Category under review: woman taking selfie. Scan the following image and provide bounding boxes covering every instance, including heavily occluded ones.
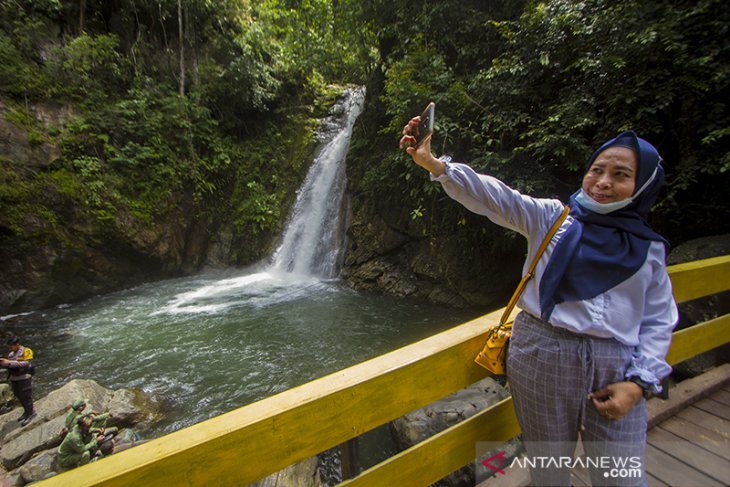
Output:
[400,118,677,486]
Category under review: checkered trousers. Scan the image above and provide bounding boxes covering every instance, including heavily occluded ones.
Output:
[507,311,648,487]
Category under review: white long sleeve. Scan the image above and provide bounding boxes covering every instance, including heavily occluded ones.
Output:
[432,162,678,385]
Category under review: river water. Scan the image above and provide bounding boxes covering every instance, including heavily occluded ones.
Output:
[1,88,481,470]
[16,269,476,437]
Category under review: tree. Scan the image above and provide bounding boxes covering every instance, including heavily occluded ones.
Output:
[178,0,184,96]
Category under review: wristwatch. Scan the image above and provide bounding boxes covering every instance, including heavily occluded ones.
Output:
[627,376,654,400]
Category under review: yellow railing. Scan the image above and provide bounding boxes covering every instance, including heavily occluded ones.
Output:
[38,255,730,487]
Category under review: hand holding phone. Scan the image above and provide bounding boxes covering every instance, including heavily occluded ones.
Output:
[400,102,435,150]
[414,102,434,148]
[399,102,445,176]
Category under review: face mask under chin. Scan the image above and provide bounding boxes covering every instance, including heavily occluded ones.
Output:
[576,166,659,215]
[575,190,632,214]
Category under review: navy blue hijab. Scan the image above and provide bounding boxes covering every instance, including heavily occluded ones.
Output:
[538,130,667,321]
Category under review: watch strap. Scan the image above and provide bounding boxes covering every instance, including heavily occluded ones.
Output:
[628,376,653,399]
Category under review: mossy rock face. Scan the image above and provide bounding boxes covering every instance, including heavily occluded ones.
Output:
[342,200,524,308]
[0,102,64,173]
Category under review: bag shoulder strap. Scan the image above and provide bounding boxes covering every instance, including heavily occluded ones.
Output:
[499,205,570,324]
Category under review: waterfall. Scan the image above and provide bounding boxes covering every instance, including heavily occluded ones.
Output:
[271,86,365,278]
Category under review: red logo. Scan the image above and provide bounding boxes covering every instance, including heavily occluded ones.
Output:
[482,451,507,475]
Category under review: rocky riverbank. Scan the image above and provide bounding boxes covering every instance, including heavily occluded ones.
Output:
[0,377,325,487]
[0,379,163,485]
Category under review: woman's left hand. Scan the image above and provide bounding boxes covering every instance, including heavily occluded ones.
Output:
[590,381,644,421]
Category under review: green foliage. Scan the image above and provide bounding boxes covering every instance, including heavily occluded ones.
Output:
[3,105,34,127]
[346,1,527,246]
[253,0,377,87]
[463,0,730,237]
[46,33,130,101]
[0,34,43,96]
[194,19,282,134]
[234,181,281,234]
[227,107,323,237]
[354,0,729,245]
[27,129,45,147]
[0,1,55,98]
[0,159,62,239]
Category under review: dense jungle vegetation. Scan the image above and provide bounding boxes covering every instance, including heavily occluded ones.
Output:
[1,0,728,311]
[349,0,729,246]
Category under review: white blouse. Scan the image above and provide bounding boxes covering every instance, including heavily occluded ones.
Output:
[432,161,678,388]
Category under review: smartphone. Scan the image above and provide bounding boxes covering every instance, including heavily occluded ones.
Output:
[414,102,435,148]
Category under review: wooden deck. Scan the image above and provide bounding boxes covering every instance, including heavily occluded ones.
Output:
[479,363,730,487]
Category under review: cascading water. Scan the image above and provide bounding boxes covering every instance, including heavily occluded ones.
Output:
[152,87,365,315]
[148,87,365,316]
[271,86,365,278]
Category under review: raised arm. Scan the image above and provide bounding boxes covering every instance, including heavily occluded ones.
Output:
[400,116,563,238]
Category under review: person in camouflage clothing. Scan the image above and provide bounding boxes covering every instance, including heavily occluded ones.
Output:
[57,415,105,468]
[62,399,113,436]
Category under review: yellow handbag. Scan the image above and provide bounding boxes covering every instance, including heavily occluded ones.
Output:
[474,206,570,375]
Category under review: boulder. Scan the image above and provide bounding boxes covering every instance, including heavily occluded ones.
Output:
[341,258,418,298]
[111,428,142,451]
[666,233,730,266]
[4,428,143,486]
[391,377,510,486]
[106,388,164,430]
[27,379,112,430]
[18,449,58,484]
[391,377,509,447]
[0,470,22,487]
[1,379,117,443]
[0,416,65,470]
[0,406,23,442]
[250,456,322,487]
[0,385,13,412]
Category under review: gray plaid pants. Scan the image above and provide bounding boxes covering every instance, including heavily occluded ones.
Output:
[507,312,647,487]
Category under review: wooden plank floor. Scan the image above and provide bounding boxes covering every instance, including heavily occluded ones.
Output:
[478,369,730,487]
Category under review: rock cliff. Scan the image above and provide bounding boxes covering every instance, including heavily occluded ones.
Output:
[342,201,525,308]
